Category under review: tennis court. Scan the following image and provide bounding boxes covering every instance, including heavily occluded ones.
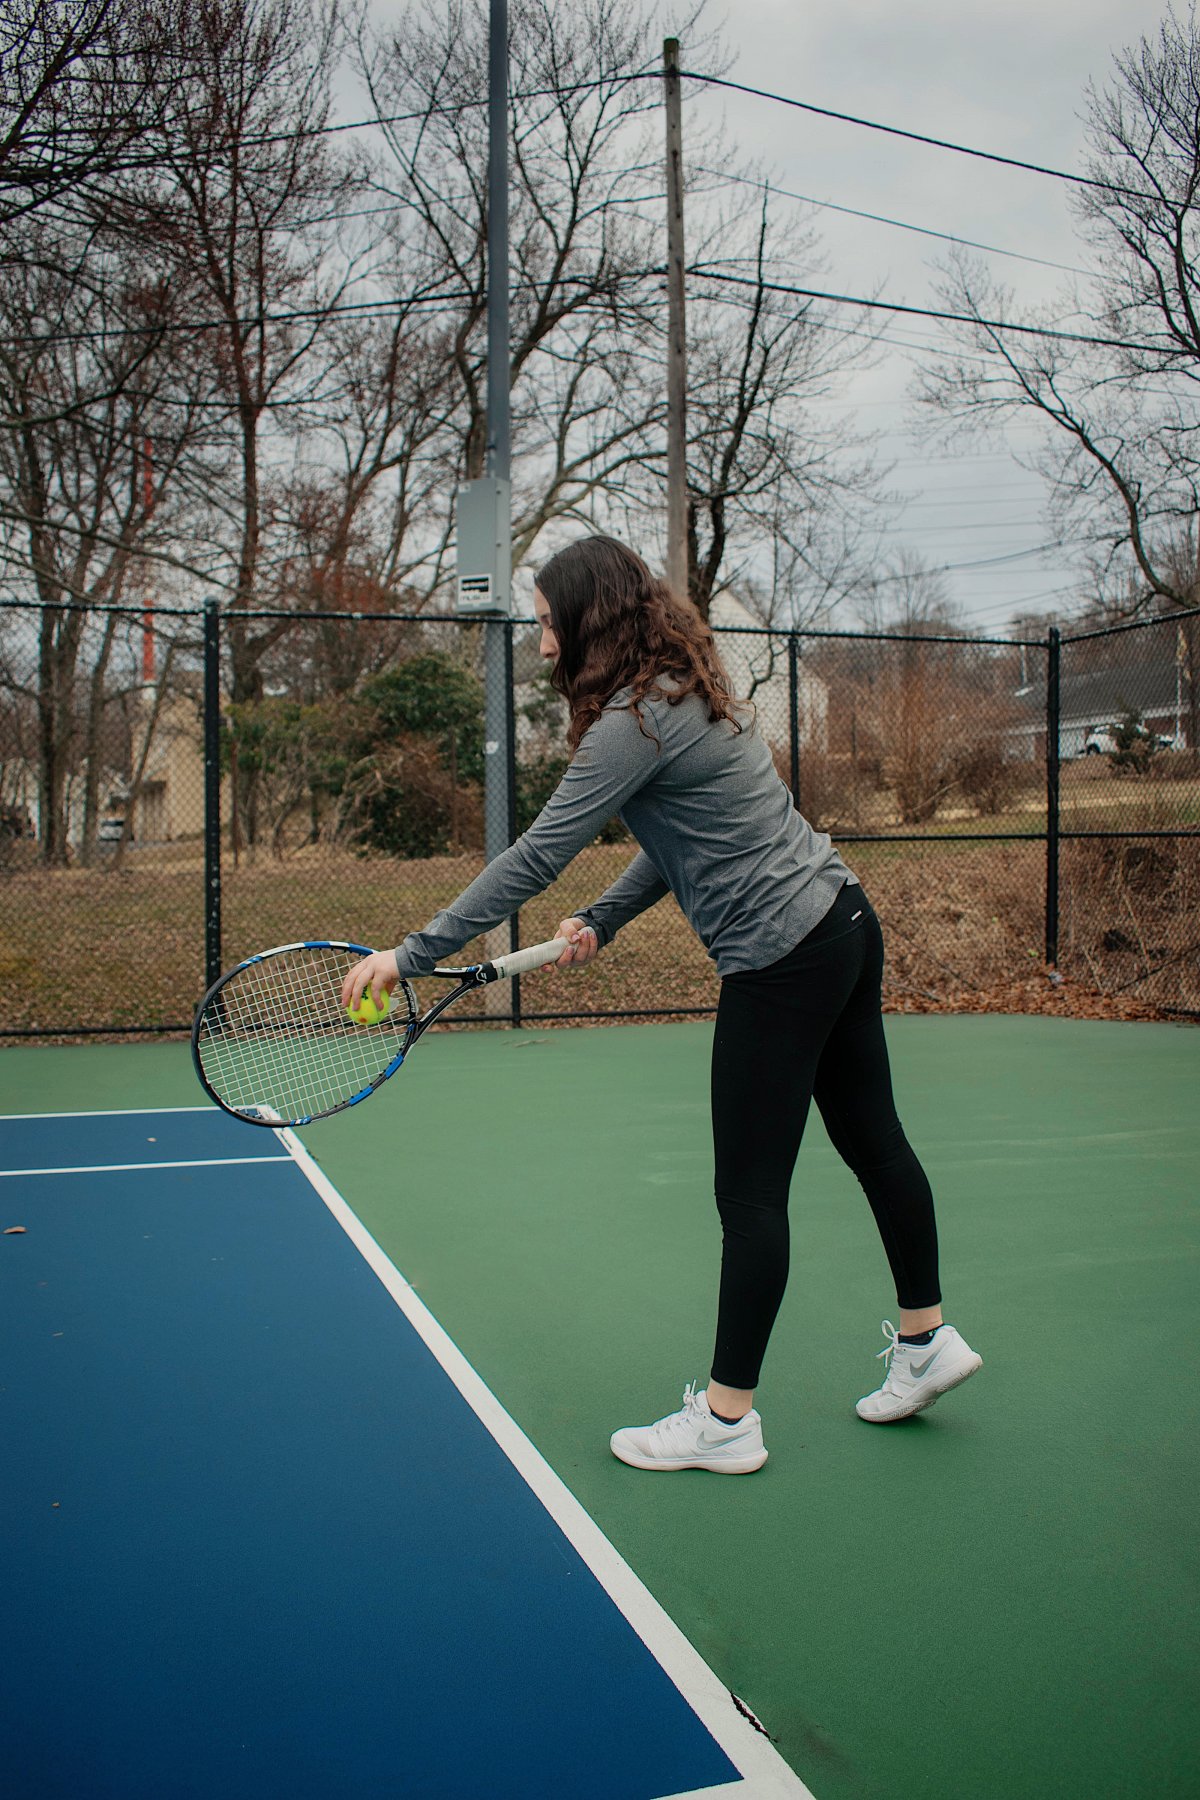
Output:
[4,1013,1198,1800]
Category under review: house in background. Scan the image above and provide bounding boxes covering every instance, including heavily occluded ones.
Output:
[708,593,828,754]
[119,689,207,842]
[12,686,208,851]
[1010,643,1193,760]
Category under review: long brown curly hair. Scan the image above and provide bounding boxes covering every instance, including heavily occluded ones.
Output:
[533,535,744,753]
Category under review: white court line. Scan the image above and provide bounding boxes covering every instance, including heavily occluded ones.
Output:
[2,1105,212,1120]
[1,1156,291,1179]
[278,1125,816,1800]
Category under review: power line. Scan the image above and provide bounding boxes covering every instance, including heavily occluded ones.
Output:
[241,70,661,148]
[0,265,661,350]
[679,71,1151,200]
[686,265,1173,356]
[943,539,1063,568]
[692,165,1092,276]
[214,65,1157,212]
[675,268,1144,384]
[961,586,1080,618]
[0,257,1166,411]
[861,541,1065,586]
[889,532,1057,545]
[898,490,1050,509]
[20,60,1159,225]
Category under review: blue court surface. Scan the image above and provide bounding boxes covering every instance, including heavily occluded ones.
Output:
[3,1106,808,1799]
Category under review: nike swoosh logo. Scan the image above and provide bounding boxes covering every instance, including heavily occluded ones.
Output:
[700,1427,747,1448]
[908,1352,939,1379]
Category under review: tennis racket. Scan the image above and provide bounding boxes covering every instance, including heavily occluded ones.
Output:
[191,935,568,1128]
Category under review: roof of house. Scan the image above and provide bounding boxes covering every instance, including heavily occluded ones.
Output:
[1015,656,1184,724]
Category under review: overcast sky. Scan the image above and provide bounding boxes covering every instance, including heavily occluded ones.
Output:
[687,0,1151,630]
[361,0,1156,630]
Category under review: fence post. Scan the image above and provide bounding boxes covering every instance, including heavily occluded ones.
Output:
[203,599,223,989]
[788,634,801,809]
[505,619,522,1027]
[1045,627,1061,968]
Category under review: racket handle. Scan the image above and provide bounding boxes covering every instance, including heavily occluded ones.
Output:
[485,936,570,980]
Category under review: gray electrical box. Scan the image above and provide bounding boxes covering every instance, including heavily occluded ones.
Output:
[455,477,512,614]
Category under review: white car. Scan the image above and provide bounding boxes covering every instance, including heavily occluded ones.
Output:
[1083,723,1176,756]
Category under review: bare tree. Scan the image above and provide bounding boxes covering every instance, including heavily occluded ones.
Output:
[128,0,360,707]
[262,292,465,685]
[679,190,881,622]
[0,230,211,862]
[342,1,881,626]
[0,0,168,228]
[920,7,1199,623]
[358,0,708,573]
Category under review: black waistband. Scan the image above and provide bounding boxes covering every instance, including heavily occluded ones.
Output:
[803,879,869,945]
[736,882,871,979]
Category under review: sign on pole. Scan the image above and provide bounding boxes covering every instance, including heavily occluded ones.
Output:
[456,476,512,615]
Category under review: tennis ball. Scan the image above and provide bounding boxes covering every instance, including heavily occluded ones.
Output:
[348,987,391,1026]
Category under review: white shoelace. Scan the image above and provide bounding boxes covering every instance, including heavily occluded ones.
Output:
[875,1319,945,1394]
[649,1380,707,1453]
[875,1319,905,1393]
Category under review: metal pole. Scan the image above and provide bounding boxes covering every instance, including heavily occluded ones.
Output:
[486,0,511,489]
[482,0,514,1018]
[203,599,223,988]
[504,619,521,1024]
[484,0,511,870]
[788,634,801,809]
[663,37,688,599]
[1045,626,1061,968]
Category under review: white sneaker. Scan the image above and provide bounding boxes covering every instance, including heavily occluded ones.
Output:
[856,1321,983,1423]
[610,1382,768,1473]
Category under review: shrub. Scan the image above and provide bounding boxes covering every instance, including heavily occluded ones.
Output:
[329,653,487,858]
[350,733,483,859]
[359,655,484,784]
[950,741,1024,816]
[1108,709,1164,776]
[771,747,864,831]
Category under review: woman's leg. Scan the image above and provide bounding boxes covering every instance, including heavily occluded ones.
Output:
[811,908,942,1313]
[709,914,865,1401]
[810,907,986,1422]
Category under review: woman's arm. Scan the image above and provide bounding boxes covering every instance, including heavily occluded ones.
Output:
[390,704,663,977]
[573,849,670,949]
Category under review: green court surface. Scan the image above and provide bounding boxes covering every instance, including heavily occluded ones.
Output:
[5,1015,1198,1800]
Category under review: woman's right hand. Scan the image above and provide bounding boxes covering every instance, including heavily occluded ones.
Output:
[341,950,401,1013]
[549,917,600,969]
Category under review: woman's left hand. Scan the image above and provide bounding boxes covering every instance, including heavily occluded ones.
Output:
[546,917,600,970]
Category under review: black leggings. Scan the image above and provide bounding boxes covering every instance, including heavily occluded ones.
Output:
[710,882,941,1389]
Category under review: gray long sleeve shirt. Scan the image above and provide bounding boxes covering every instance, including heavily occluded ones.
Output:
[391,687,857,980]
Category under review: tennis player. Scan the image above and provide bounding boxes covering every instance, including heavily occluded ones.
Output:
[344,535,981,1472]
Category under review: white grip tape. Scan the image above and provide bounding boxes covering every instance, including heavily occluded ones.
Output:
[489,937,570,979]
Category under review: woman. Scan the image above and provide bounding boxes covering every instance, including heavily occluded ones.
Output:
[344,535,981,1473]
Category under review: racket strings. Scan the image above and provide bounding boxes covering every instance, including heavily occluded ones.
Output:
[197,947,412,1123]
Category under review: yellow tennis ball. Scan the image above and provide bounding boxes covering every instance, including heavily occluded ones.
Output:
[348,987,391,1026]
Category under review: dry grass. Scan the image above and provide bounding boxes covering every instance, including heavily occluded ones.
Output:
[2,829,1195,1038]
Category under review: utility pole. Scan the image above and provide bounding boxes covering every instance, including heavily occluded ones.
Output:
[483,0,512,871]
[456,1,514,855]
[439,0,518,1014]
[453,0,515,1009]
[142,436,155,683]
[663,37,688,601]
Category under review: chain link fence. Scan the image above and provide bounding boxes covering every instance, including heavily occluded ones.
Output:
[1055,611,1200,1016]
[1,598,1197,1039]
